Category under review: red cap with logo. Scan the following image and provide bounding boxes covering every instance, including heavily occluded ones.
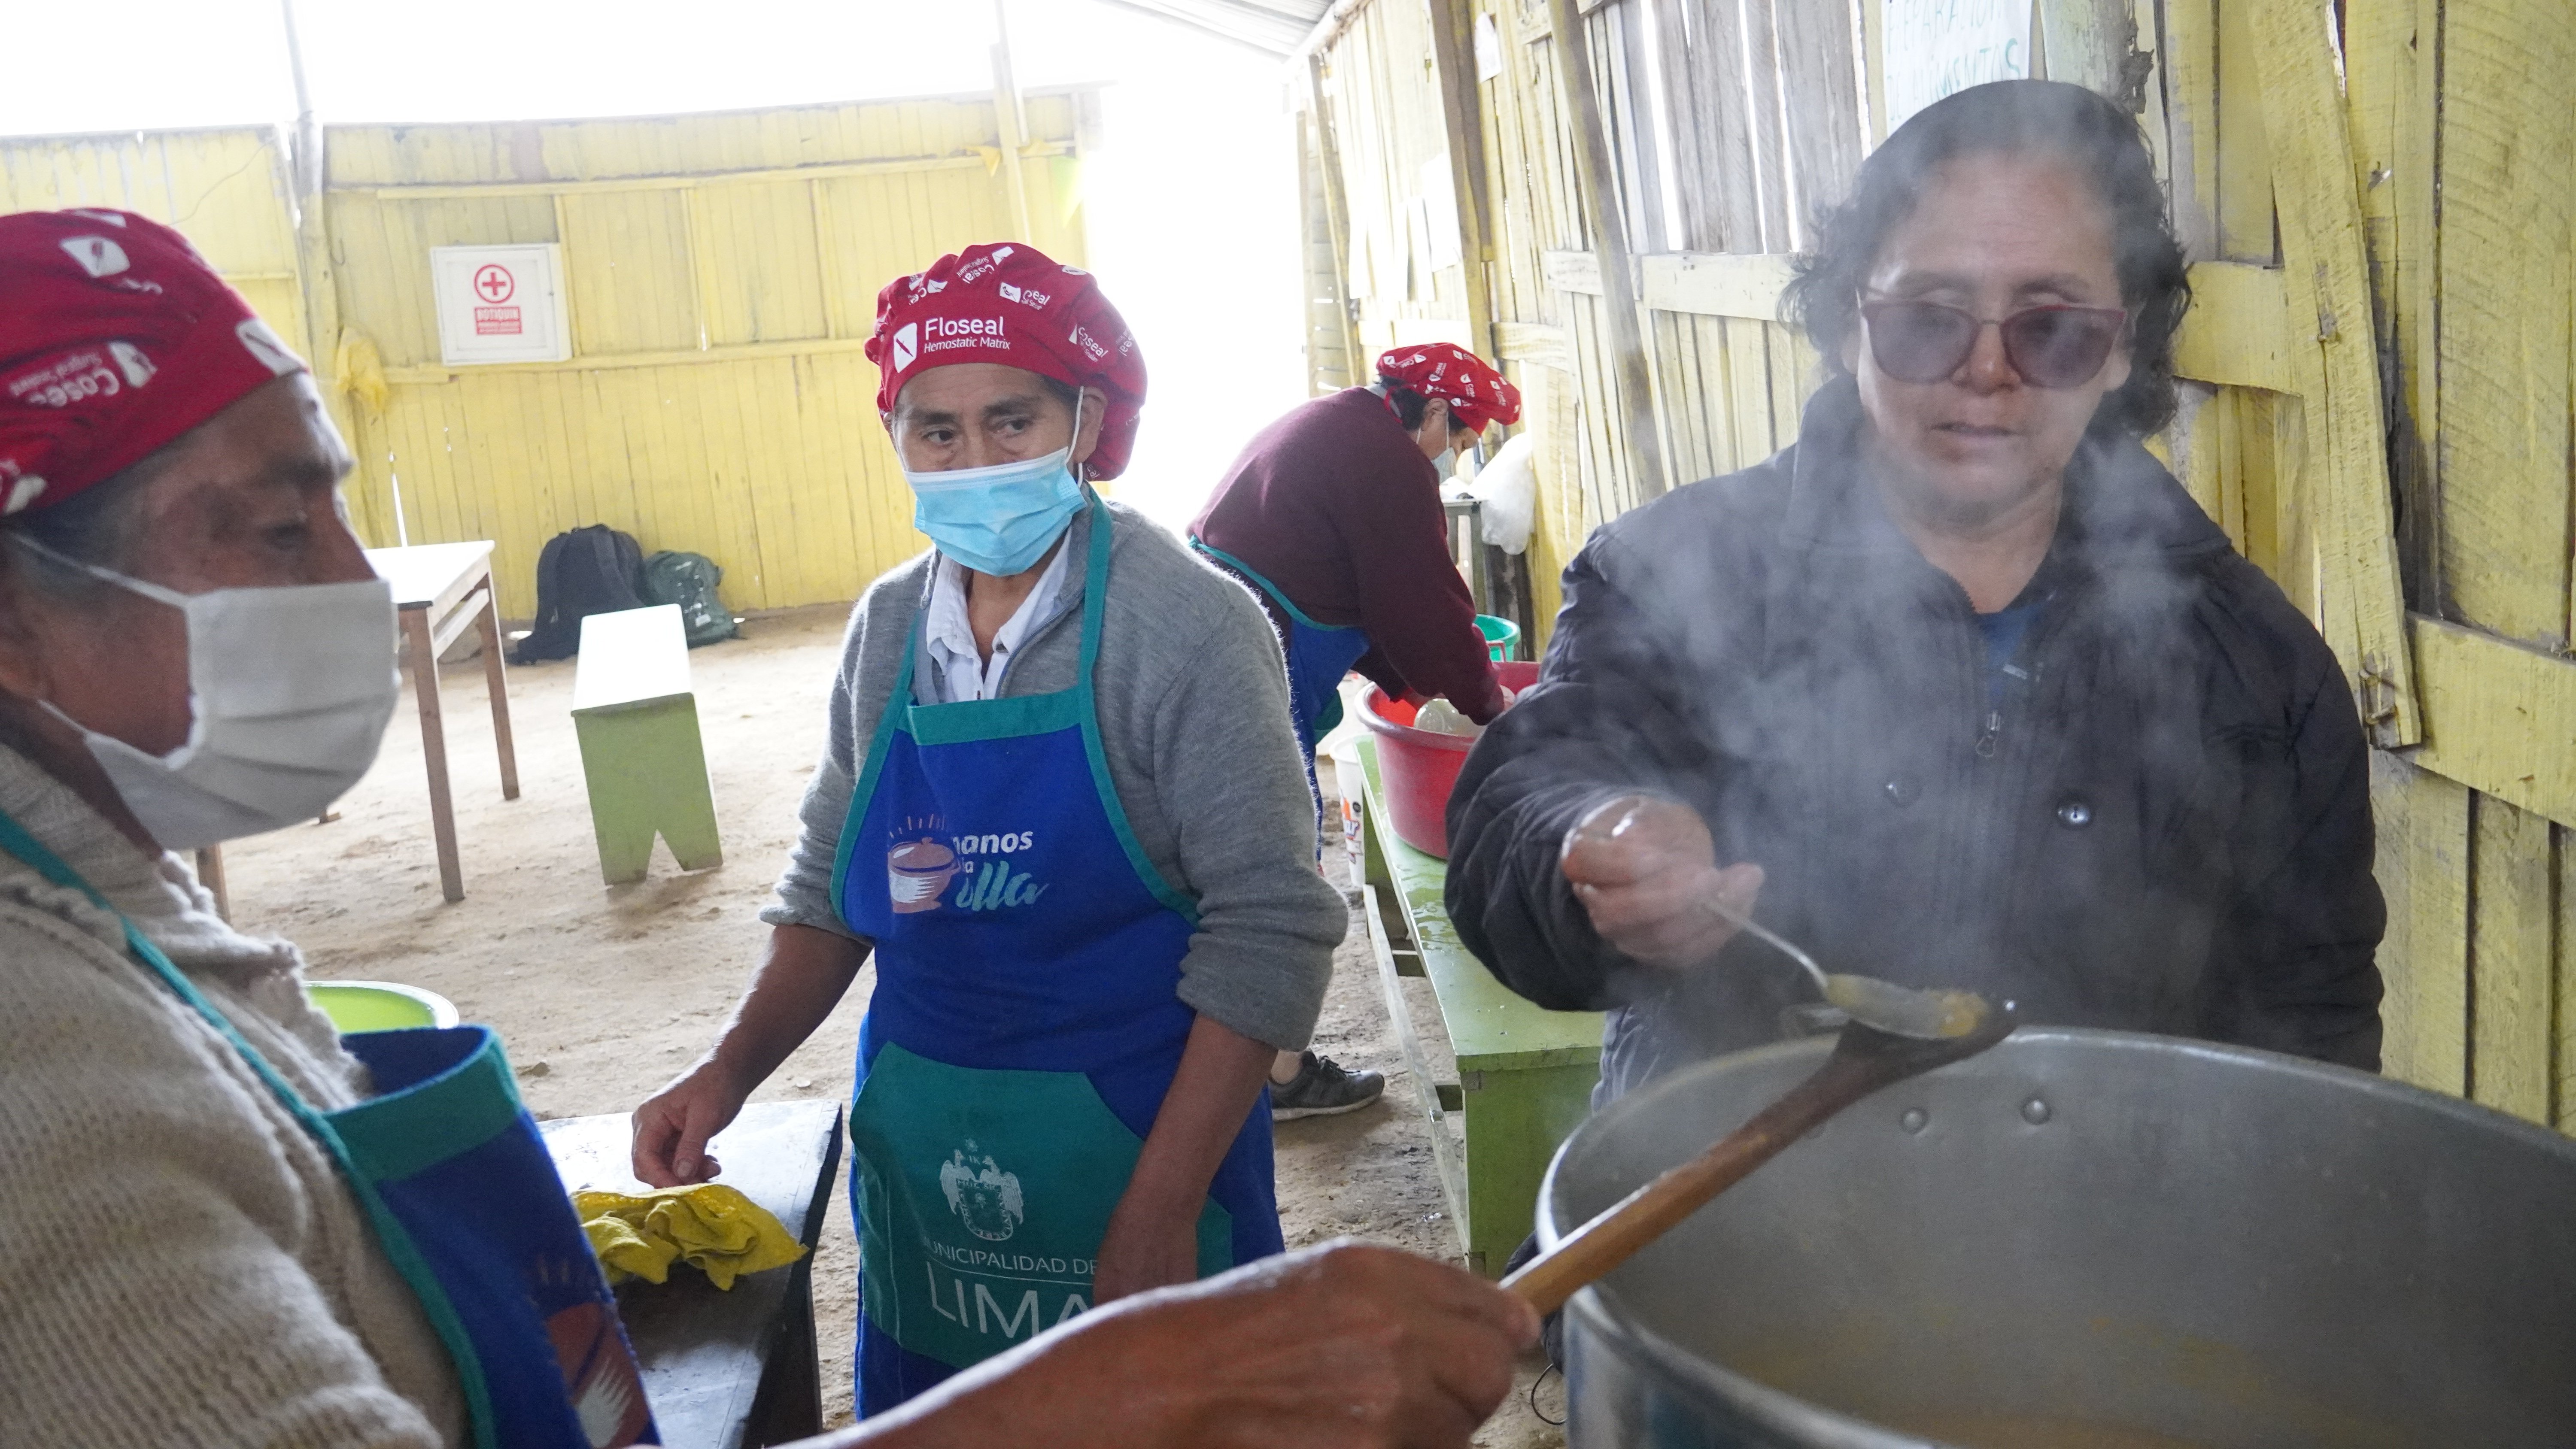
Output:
[0,208,306,517]
[865,242,1148,481]
[1374,343,1522,433]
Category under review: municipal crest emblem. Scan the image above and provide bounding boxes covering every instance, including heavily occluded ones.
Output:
[938,1143,1025,1242]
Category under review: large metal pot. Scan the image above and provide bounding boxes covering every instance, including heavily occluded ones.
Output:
[1538,1029,2576,1448]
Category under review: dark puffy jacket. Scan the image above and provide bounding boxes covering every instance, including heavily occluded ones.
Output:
[1444,379,2382,1102]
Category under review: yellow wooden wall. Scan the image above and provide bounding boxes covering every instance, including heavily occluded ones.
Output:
[1307,0,2576,1131]
[3,97,1097,622]
[322,92,1098,620]
[0,127,313,392]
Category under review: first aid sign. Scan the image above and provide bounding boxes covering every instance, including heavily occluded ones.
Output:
[431,244,570,366]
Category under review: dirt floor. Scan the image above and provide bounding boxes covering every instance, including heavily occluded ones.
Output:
[217,601,1566,1446]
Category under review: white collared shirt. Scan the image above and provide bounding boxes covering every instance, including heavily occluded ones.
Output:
[922,540,1074,703]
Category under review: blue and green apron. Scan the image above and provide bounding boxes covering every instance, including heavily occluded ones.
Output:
[837,497,1283,1413]
[0,811,654,1449]
[1190,539,1372,792]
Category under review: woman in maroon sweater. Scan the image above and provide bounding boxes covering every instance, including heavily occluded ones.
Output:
[1191,344,1515,1118]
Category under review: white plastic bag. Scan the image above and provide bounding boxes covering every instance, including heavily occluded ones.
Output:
[1462,432,1537,555]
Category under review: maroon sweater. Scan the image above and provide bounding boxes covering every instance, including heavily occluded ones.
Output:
[1192,387,1506,722]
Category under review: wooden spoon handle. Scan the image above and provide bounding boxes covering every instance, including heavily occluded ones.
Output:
[1501,1050,1891,1316]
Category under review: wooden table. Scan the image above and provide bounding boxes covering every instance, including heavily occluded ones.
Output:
[1355,737,1603,1275]
[365,543,519,903]
[542,1100,844,1449]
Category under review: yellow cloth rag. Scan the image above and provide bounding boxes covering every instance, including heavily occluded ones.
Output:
[574,1184,806,1291]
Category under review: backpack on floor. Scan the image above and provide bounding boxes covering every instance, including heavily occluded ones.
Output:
[510,524,648,664]
[641,549,740,648]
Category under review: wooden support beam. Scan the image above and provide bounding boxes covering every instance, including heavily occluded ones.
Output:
[2246,0,2420,747]
[1543,0,1665,498]
[1638,253,1797,322]
[1493,321,1572,373]
[2405,615,2576,833]
[2430,0,2574,648]
[1304,55,1367,388]
[1427,0,1496,360]
[990,1,1036,244]
[2170,262,2290,392]
[342,148,1072,201]
[2371,749,2470,1096]
[2341,0,2445,614]
[2468,794,2558,1123]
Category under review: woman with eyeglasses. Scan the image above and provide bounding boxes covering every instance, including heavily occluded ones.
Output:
[1443,79,2383,1119]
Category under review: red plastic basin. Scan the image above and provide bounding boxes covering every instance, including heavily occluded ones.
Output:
[1356,661,1541,859]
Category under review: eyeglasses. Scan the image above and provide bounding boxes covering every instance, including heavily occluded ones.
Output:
[1858,298,2129,388]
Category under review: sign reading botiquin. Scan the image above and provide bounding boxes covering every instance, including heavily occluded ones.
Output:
[430,244,571,366]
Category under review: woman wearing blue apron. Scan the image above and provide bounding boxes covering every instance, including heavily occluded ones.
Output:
[1189,342,1522,1118]
[0,207,652,1447]
[628,242,1347,1416]
[838,492,1282,1405]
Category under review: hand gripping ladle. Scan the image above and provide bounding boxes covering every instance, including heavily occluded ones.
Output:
[1501,899,2014,1316]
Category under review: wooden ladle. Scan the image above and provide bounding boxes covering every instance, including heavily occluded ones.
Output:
[1502,1006,2017,1315]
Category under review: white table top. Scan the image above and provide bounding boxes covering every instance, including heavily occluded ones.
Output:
[365,541,495,611]
[572,605,693,712]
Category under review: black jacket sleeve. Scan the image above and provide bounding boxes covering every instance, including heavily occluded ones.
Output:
[2207,645,2387,1070]
[1442,534,1725,1011]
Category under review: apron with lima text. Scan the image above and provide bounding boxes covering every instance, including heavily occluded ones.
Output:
[837,497,1283,1413]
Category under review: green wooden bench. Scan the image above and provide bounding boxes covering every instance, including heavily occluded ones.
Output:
[572,605,723,884]
[1354,737,1603,1275]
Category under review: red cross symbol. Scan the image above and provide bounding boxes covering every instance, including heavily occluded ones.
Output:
[473,264,516,304]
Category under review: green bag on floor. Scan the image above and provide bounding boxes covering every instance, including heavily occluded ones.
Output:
[641,550,740,647]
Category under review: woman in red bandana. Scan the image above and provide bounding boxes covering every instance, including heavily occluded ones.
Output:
[632,243,1351,1415]
[1189,343,1516,1116]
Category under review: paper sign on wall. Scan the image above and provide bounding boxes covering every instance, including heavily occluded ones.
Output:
[430,244,571,366]
[1879,0,2032,133]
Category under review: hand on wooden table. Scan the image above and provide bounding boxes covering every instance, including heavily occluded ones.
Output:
[630,1058,754,1186]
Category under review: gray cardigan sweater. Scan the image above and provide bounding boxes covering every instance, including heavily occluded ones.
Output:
[762,498,1346,1051]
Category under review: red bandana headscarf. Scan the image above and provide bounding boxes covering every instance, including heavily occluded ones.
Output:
[1375,343,1522,433]
[0,208,306,517]
[866,242,1148,481]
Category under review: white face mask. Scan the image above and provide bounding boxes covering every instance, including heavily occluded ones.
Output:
[15,537,398,850]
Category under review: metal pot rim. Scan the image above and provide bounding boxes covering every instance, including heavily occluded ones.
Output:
[1535,1026,2576,1446]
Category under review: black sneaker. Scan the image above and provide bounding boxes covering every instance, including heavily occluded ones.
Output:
[1270,1051,1386,1119]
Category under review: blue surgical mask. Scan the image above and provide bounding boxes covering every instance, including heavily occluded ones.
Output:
[904,445,1086,576]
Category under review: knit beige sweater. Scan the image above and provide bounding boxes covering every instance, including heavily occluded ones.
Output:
[0,746,464,1447]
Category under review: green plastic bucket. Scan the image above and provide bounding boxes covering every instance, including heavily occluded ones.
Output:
[309,980,460,1033]
[1475,613,1522,662]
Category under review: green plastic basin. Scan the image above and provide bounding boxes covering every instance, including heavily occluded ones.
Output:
[1475,613,1522,662]
[309,981,459,1033]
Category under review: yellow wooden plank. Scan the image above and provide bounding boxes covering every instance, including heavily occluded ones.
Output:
[1762,322,1801,453]
[1637,251,1795,321]
[2158,0,2221,257]
[2406,615,2576,833]
[2233,388,2283,588]
[1722,316,1774,468]
[2431,0,2576,649]
[2171,263,2288,391]
[2172,384,2228,538]
[1493,321,1572,371]
[2247,0,2420,748]
[2340,0,2445,620]
[2211,0,2274,264]
[2469,794,2557,1124]
[2372,749,2471,1095]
